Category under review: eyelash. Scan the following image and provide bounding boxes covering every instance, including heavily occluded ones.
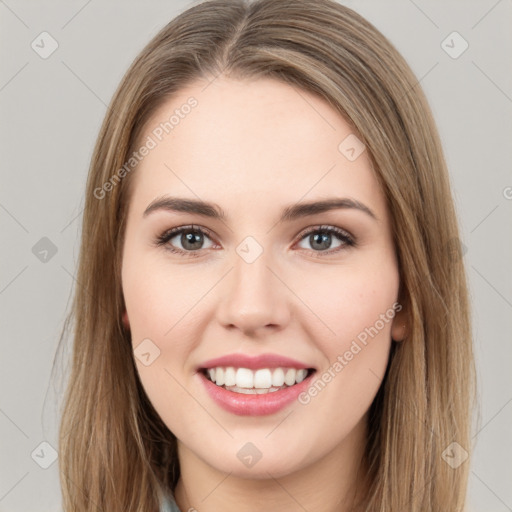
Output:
[154,224,356,259]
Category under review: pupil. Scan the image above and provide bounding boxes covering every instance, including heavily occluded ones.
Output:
[311,232,331,250]
[182,230,202,250]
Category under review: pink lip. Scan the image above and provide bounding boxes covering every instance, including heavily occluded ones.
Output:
[197,370,316,416]
[197,353,314,371]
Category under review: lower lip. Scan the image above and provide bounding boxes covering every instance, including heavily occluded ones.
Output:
[198,370,316,416]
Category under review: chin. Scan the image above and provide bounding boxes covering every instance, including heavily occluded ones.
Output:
[195,438,313,480]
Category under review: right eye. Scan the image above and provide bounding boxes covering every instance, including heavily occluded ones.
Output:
[155,225,217,257]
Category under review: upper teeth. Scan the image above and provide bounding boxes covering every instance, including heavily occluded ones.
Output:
[206,367,309,389]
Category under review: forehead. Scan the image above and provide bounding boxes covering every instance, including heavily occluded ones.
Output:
[128,77,388,224]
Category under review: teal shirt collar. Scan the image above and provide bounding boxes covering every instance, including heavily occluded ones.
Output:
[160,492,182,512]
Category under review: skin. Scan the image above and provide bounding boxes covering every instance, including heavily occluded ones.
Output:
[121,76,407,512]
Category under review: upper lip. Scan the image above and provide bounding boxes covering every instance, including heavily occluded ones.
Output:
[197,353,315,371]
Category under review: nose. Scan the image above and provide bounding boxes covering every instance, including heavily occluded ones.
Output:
[216,248,291,336]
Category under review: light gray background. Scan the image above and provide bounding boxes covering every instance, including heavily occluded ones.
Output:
[1,1,511,510]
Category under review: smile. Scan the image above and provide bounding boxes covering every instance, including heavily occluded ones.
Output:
[198,366,317,416]
[202,366,314,394]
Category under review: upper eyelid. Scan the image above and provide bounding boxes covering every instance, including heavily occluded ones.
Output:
[299,224,353,238]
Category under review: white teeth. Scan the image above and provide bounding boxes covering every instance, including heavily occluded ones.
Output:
[253,369,272,388]
[224,385,285,394]
[284,368,296,386]
[204,366,311,390]
[236,368,254,388]
[272,368,285,387]
[224,367,236,386]
[295,369,308,383]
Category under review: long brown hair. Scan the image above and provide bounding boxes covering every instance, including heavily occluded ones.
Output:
[56,0,476,510]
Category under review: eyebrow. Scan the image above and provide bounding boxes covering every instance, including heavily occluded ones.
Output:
[143,195,378,223]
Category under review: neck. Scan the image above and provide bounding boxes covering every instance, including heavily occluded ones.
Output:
[173,415,370,512]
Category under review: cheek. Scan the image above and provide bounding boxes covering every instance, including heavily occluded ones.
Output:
[122,255,207,424]
[294,254,399,421]
[122,253,207,342]
[298,256,400,348]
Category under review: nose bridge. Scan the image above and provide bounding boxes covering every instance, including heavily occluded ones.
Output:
[216,243,290,334]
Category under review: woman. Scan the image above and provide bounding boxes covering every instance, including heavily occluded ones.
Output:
[57,0,476,510]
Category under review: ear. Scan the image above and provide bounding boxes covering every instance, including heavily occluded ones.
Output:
[122,310,130,329]
[390,298,409,343]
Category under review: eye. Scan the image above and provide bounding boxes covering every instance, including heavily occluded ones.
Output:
[295,225,355,256]
[154,225,216,257]
[154,224,356,258]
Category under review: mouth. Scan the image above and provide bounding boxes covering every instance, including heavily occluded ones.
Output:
[199,366,317,395]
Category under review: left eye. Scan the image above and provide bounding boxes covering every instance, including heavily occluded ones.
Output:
[155,224,355,257]
[295,225,355,255]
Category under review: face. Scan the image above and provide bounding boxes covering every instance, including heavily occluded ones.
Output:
[121,77,406,480]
